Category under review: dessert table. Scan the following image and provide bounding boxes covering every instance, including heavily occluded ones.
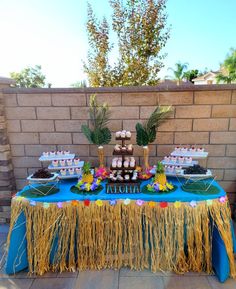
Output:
[5,177,236,283]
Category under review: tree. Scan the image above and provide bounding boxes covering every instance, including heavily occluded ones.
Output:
[168,62,188,84]
[216,48,236,84]
[10,65,47,88]
[71,80,87,88]
[183,69,199,83]
[84,0,170,87]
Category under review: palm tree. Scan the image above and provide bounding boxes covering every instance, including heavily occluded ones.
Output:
[168,62,188,85]
[216,48,236,84]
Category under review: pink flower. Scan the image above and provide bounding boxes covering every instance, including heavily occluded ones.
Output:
[190,200,197,208]
[136,199,145,206]
[219,196,226,203]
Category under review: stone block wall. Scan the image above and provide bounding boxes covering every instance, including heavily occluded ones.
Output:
[1,84,236,222]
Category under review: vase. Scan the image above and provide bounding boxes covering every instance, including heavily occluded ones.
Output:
[98,146,105,168]
[143,146,149,169]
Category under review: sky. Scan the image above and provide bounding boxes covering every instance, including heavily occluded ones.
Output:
[0,0,235,87]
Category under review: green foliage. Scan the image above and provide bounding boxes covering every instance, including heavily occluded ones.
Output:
[183,69,199,83]
[71,80,87,87]
[84,0,170,87]
[156,161,164,174]
[216,48,236,84]
[81,95,112,145]
[136,106,173,146]
[10,65,47,88]
[168,62,188,82]
[82,162,91,174]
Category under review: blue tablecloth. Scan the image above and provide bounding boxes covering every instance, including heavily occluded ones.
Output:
[5,177,236,282]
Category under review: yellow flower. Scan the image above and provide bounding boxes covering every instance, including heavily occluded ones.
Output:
[174,201,181,208]
[159,184,164,191]
[148,201,156,208]
[96,179,101,185]
[85,183,91,191]
[166,183,173,190]
[95,199,103,206]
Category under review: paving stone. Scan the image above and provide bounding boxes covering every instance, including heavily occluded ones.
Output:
[119,276,164,289]
[207,276,236,289]
[75,270,118,289]
[120,268,174,277]
[0,278,33,288]
[57,271,78,278]
[163,275,211,289]
[30,277,75,289]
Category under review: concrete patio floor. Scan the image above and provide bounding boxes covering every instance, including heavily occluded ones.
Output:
[1,224,236,289]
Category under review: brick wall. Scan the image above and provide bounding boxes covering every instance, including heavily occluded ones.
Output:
[1,84,236,221]
[0,79,15,223]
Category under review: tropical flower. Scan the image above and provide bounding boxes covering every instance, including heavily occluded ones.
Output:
[30,200,36,206]
[160,202,168,208]
[148,201,156,207]
[154,183,160,191]
[84,199,90,206]
[95,199,103,206]
[136,199,145,206]
[206,199,213,206]
[57,202,63,208]
[124,198,131,205]
[43,202,50,209]
[174,201,181,208]
[190,200,197,208]
[219,196,226,203]
[71,200,79,206]
[109,200,117,206]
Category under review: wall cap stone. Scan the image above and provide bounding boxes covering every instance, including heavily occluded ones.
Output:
[2,84,236,94]
[0,76,15,85]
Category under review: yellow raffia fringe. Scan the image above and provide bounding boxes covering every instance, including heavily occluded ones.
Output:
[6,198,236,277]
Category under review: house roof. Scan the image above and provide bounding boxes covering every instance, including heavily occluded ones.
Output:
[192,71,219,82]
[0,76,15,84]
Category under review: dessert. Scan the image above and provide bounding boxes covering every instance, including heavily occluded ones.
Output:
[116,131,121,138]
[175,166,182,174]
[181,147,188,152]
[171,156,177,163]
[43,152,49,157]
[67,159,73,166]
[74,158,80,165]
[175,146,181,151]
[60,169,67,176]
[197,147,205,152]
[57,151,63,156]
[60,159,65,166]
[184,165,207,175]
[52,160,58,167]
[50,151,56,157]
[120,131,126,138]
[64,150,70,155]
[126,131,131,138]
[185,157,192,164]
[69,168,74,175]
[76,168,81,175]
[32,169,53,179]
[164,156,170,162]
[178,156,184,164]
[189,146,196,152]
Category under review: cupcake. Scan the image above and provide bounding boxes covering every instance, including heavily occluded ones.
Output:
[124,174,130,180]
[64,150,70,155]
[43,151,49,157]
[60,159,65,166]
[164,156,170,162]
[130,160,135,168]
[197,147,205,152]
[116,131,121,138]
[126,131,131,138]
[69,168,74,175]
[127,144,133,152]
[185,157,192,164]
[112,160,117,168]
[52,160,58,167]
[189,146,196,152]
[67,159,73,166]
[75,168,81,175]
[60,169,67,176]
[74,158,80,165]
[178,156,184,164]
[121,146,127,152]
[57,150,63,156]
[120,130,126,138]
[117,175,124,181]
[124,160,129,168]
[114,144,121,152]
[168,165,174,173]
[117,160,122,168]
[181,147,188,152]
[171,156,177,163]
[175,166,182,174]
[175,146,181,151]
[50,151,56,157]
